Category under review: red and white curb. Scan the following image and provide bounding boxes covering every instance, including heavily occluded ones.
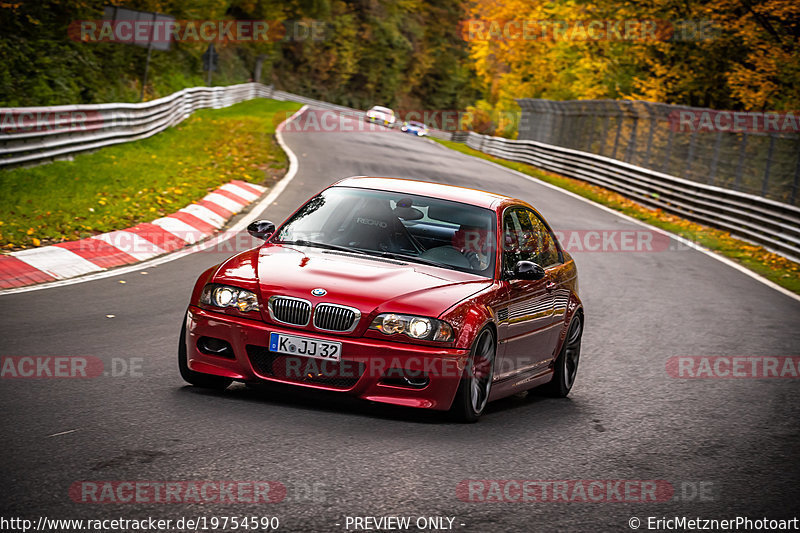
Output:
[0,180,265,289]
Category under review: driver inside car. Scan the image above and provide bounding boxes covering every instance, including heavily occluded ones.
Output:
[452,225,493,271]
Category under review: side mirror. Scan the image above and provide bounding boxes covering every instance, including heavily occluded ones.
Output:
[510,260,546,281]
[247,220,275,240]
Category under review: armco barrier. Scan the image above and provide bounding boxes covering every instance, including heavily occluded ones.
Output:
[0,83,273,168]
[459,131,800,261]
[2,85,797,261]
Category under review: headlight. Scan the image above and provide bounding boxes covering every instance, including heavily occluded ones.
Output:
[200,284,260,313]
[369,313,454,342]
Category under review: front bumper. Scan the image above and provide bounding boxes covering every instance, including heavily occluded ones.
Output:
[366,116,393,126]
[186,307,469,410]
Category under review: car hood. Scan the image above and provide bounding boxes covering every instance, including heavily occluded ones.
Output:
[251,244,491,319]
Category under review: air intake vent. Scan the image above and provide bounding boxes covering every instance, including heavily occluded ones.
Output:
[268,296,311,326]
[246,345,364,389]
[313,304,360,332]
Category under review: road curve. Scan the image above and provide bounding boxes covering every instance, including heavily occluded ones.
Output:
[1,107,799,532]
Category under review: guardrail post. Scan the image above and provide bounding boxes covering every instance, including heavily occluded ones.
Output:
[554,103,565,146]
[684,128,698,180]
[791,139,800,205]
[625,103,638,164]
[599,112,610,156]
[643,102,656,167]
[585,111,597,153]
[708,130,722,185]
[661,127,674,174]
[734,133,748,190]
[761,134,776,197]
[611,102,623,160]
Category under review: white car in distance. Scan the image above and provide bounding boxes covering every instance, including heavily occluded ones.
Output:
[365,106,397,127]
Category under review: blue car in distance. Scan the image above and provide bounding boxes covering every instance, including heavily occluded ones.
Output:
[400,120,429,136]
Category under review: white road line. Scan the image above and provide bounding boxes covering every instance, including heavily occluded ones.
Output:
[47,429,78,437]
[203,192,246,213]
[180,204,227,228]
[151,217,207,243]
[92,231,165,261]
[464,148,800,303]
[11,246,104,279]
[0,105,309,295]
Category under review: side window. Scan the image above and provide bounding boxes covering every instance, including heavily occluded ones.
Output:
[503,208,561,272]
[502,208,536,272]
[523,209,560,267]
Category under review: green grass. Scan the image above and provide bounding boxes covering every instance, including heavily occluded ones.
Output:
[434,138,800,295]
[0,99,302,250]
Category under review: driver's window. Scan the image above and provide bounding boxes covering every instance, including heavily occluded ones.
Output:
[525,209,560,267]
[502,208,536,272]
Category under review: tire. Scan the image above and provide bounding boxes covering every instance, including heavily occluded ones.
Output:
[178,312,232,390]
[540,314,582,397]
[450,327,496,423]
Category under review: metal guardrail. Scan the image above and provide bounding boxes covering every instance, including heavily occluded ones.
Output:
[517,98,800,206]
[459,131,800,261]
[3,84,797,260]
[0,84,450,168]
[0,83,273,168]
[271,90,363,117]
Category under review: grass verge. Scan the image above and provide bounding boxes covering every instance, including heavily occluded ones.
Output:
[433,138,800,295]
[0,99,302,250]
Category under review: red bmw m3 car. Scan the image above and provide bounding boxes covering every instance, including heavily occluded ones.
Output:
[180,177,583,421]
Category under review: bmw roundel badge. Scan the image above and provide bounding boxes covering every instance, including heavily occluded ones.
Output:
[311,288,327,297]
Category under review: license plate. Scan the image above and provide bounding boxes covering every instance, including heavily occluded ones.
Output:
[269,332,341,361]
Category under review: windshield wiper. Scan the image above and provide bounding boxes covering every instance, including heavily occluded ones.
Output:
[373,251,450,269]
[282,240,452,270]
[280,239,365,255]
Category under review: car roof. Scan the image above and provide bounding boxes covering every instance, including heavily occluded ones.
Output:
[332,176,518,210]
[370,106,392,113]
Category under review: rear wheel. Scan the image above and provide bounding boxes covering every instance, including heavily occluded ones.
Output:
[178,313,232,390]
[451,327,496,423]
[540,314,582,397]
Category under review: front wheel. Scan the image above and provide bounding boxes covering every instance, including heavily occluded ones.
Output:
[450,327,496,423]
[178,312,232,390]
[540,314,582,397]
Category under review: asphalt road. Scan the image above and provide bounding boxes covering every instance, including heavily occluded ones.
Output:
[1,108,799,532]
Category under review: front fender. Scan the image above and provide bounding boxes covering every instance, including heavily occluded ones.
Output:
[441,300,497,351]
[190,264,220,306]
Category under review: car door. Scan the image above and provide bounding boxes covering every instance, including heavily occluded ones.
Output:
[495,207,563,380]
[528,209,571,332]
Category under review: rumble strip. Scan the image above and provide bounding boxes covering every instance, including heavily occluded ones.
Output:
[0,180,265,289]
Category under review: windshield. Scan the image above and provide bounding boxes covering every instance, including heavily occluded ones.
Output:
[274,187,497,277]
[371,106,392,115]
